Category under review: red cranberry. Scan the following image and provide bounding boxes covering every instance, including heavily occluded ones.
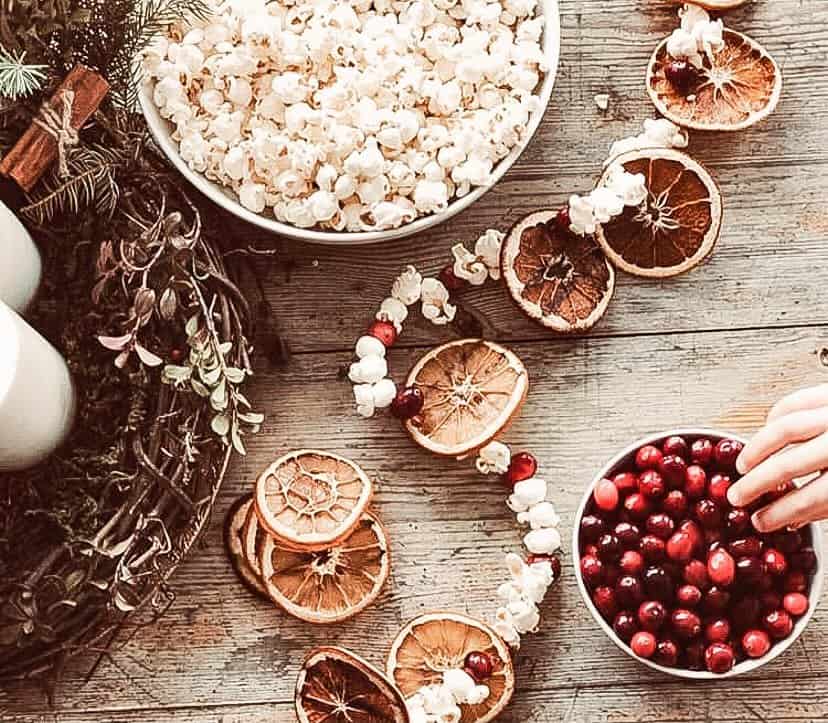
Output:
[760,591,783,613]
[784,570,808,593]
[729,537,763,559]
[705,529,725,550]
[613,471,639,493]
[695,499,723,529]
[730,596,761,629]
[705,642,735,674]
[736,557,766,586]
[662,435,689,460]
[169,348,185,362]
[663,490,689,519]
[708,548,736,587]
[631,631,657,658]
[783,592,809,617]
[367,319,398,347]
[640,535,666,562]
[660,455,688,488]
[684,559,709,589]
[654,638,680,667]
[664,59,698,93]
[584,544,599,557]
[678,520,703,551]
[613,611,639,642]
[580,515,606,544]
[773,529,803,554]
[791,547,818,573]
[684,465,707,499]
[671,609,702,640]
[603,563,622,588]
[714,439,744,472]
[639,470,666,500]
[506,452,537,484]
[763,610,793,639]
[616,575,645,608]
[555,205,571,232]
[638,600,668,632]
[666,531,694,563]
[390,386,424,420]
[691,438,714,466]
[438,264,467,292]
[705,618,731,644]
[742,629,771,658]
[686,640,706,670]
[646,513,675,540]
[703,586,731,612]
[636,445,664,471]
[463,651,494,682]
[614,522,641,547]
[593,586,619,619]
[643,566,673,602]
[707,475,731,506]
[677,584,702,607]
[527,554,562,581]
[624,492,651,521]
[762,548,788,577]
[597,533,622,562]
[620,550,645,576]
[594,478,619,511]
[580,555,604,588]
[726,508,750,535]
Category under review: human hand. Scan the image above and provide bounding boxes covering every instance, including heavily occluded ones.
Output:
[728,384,828,532]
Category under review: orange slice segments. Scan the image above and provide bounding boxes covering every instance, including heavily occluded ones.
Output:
[501,210,615,332]
[595,148,723,278]
[403,339,528,459]
[387,613,515,723]
[255,450,373,551]
[223,495,268,599]
[259,510,391,624]
[647,28,782,132]
[296,646,409,723]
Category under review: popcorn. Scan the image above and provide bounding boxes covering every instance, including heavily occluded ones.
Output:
[376,296,409,329]
[372,378,397,408]
[476,441,511,475]
[355,335,386,359]
[349,355,388,384]
[406,669,490,723]
[452,244,489,285]
[523,526,562,555]
[507,477,547,513]
[420,278,456,325]
[475,229,505,280]
[667,3,724,69]
[354,383,375,417]
[392,266,423,305]
[516,501,561,530]
[607,118,689,163]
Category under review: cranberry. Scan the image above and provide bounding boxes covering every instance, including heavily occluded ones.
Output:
[714,439,744,472]
[555,205,571,232]
[643,566,673,602]
[756,573,774,592]
[664,59,698,93]
[613,611,639,642]
[677,584,702,607]
[760,591,783,613]
[636,445,664,471]
[639,470,666,500]
[624,492,651,521]
[463,651,494,682]
[594,478,620,511]
[593,586,619,619]
[707,475,731,506]
[367,319,398,347]
[730,596,761,629]
[662,435,689,460]
[703,586,731,612]
[685,640,706,670]
[631,631,657,658]
[603,563,622,588]
[763,610,793,639]
[390,386,424,420]
[691,438,714,466]
[169,348,185,362]
[640,535,666,562]
[705,618,731,644]
[637,600,667,632]
[784,570,808,593]
[783,592,809,617]
[736,557,766,586]
[663,490,689,519]
[506,452,537,484]
[614,522,641,547]
[705,529,725,550]
[580,515,607,544]
[654,638,680,667]
[678,520,703,551]
[742,629,771,659]
[620,550,645,576]
[660,455,688,488]
[666,531,694,563]
[597,533,623,562]
[708,548,736,587]
[762,548,788,577]
[438,264,467,292]
[684,465,708,499]
[695,499,723,529]
[613,471,639,493]
[646,513,675,540]
[616,575,645,608]
[580,555,604,588]
[684,559,709,589]
[773,529,803,554]
[705,642,735,674]
[729,537,763,559]
[726,508,750,535]
[527,554,562,581]
[671,609,702,640]
[791,547,818,573]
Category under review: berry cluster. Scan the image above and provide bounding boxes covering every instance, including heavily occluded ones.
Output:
[579,434,816,674]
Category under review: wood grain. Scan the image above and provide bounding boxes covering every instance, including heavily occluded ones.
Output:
[4,0,828,721]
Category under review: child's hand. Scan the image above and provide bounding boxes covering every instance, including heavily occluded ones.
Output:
[728,384,828,532]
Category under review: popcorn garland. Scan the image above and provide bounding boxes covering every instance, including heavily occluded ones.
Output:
[407,668,492,723]
[666,4,725,70]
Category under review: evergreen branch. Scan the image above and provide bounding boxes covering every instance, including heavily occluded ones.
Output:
[0,45,47,100]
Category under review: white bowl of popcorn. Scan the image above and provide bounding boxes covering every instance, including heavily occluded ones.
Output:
[139,0,561,245]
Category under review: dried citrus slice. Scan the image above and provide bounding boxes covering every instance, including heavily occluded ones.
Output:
[255,450,373,551]
[223,495,268,599]
[646,28,782,131]
[387,613,515,723]
[403,339,528,459]
[259,510,391,624]
[595,147,723,278]
[500,210,615,332]
[296,646,409,723]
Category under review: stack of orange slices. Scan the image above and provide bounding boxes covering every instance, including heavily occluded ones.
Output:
[223,450,391,624]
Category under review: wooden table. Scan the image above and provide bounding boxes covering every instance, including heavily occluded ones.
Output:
[5,0,828,720]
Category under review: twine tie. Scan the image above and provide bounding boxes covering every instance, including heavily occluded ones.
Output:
[33,89,78,178]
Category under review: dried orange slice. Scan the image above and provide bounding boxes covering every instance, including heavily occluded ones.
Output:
[403,339,528,459]
[296,646,409,723]
[501,210,615,332]
[387,613,515,723]
[595,148,723,278]
[259,510,391,624]
[223,495,268,599]
[647,28,782,131]
[255,450,373,551]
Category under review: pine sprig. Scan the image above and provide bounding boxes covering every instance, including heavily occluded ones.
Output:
[0,45,48,100]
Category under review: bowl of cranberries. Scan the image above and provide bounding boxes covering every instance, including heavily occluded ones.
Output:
[574,429,823,678]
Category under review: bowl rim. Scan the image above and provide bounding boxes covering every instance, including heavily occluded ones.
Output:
[571,427,825,680]
[138,0,561,246]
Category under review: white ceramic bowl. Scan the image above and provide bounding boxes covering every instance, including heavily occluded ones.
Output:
[138,1,561,246]
[572,428,824,680]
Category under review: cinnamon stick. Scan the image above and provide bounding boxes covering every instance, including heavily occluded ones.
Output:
[0,65,110,192]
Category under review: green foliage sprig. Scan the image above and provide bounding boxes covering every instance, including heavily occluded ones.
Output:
[0,45,47,99]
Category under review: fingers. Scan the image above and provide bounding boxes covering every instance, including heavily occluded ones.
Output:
[736,406,828,475]
[727,431,828,507]
[752,471,828,533]
[767,384,828,422]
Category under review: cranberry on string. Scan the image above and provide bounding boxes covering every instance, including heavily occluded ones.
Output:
[367,319,397,347]
[438,264,466,293]
[390,386,423,420]
[664,60,697,94]
[463,651,494,683]
[505,451,537,485]
[527,553,562,580]
[554,206,571,233]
